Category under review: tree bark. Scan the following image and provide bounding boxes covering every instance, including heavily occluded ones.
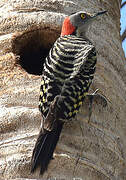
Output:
[0,0,126,180]
[121,30,126,42]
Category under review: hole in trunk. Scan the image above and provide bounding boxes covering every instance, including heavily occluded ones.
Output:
[11,27,60,75]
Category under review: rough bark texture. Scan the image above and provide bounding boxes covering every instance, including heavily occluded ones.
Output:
[0,0,126,180]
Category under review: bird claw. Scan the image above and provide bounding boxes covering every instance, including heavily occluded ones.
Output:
[86,89,108,123]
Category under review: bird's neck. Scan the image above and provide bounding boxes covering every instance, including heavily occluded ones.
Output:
[75,26,88,39]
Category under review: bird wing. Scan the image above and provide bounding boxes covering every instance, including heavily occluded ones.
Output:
[57,48,97,120]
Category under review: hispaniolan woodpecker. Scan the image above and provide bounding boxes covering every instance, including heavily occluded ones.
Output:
[31,10,107,175]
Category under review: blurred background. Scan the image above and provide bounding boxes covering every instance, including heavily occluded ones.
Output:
[121,0,126,57]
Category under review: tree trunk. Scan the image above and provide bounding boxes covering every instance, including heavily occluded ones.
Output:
[0,0,126,180]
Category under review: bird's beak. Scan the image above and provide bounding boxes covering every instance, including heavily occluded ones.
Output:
[91,10,107,18]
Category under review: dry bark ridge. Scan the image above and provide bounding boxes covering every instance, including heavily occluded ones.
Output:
[0,0,126,180]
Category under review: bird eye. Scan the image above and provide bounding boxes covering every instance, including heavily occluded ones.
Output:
[80,13,85,19]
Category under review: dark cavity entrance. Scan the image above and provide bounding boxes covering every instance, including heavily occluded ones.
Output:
[11,27,60,75]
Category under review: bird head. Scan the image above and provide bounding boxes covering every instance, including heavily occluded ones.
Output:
[61,11,107,37]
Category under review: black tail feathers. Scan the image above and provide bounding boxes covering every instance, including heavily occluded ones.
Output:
[31,121,63,175]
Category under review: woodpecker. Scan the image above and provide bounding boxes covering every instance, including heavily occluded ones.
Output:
[31,10,107,175]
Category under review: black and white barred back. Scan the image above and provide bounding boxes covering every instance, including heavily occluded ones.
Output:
[39,35,97,122]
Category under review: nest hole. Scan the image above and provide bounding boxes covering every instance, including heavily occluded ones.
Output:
[12,27,60,75]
